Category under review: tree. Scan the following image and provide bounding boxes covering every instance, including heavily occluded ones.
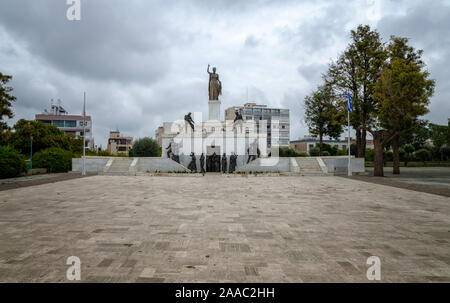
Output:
[304,85,344,156]
[384,37,433,174]
[429,123,449,161]
[10,119,70,156]
[129,137,160,157]
[401,119,430,150]
[0,73,16,134]
[414,149,432,162]
[402,144,415,166]
[325,25,386,158]
[372,37,435,176]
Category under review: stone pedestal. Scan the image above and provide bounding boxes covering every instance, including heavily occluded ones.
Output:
[208,100,221,121]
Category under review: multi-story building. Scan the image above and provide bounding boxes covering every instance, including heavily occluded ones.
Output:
[107,130,133,155]
[155,126,164,148]
[35,101,94,150]
[225,103,290,147]
[290,135,350,155]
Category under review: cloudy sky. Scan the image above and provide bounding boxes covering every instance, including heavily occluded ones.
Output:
[1,0,449,148]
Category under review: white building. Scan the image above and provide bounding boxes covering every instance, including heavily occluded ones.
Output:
[225,103,290,147]
[35,101,95,150]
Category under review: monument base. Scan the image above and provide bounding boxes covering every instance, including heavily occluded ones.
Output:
[208,100,221,121]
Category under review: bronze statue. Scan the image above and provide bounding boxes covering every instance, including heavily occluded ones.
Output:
[206,154,211,172]
[188,152,197,173]
[166,142,173,159]
[221,153,227,173]
[216,153,221,172]
[229,153,237,173]
[234,110,243,123]
[200,153,205,173]
[247,147,256,164]
[211,152,217,172]
[184,112,195,131]
[207,64,222,100]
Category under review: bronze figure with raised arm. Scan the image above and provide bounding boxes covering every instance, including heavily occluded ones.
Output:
[207,64,222,100]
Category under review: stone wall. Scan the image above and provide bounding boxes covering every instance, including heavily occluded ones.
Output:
[321,157,365,175]
[72,157,110,173]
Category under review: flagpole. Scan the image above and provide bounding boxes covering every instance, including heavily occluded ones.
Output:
[347,93,352,177]
[82,92,86,176]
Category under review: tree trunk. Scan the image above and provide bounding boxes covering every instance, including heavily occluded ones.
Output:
[360,128,367,159]
[392,134,400,175]
[319,132,323,156]
[356,128,361,157]
[373,131,384,177]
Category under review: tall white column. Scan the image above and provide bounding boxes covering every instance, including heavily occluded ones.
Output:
[208,100,221,121]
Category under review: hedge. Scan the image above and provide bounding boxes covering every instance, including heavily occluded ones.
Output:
[33,147,72,173]
[0,146,28,178]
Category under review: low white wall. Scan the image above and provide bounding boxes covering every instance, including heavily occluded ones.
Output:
[321,157,365,175]
[72,157,110,172]
[237,158,291,173]
[138,158,189,173]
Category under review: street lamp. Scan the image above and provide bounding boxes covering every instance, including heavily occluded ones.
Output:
[30,135,33,171]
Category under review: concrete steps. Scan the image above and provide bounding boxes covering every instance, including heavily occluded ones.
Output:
[237,157,330,175]
[101,158,137,175]
[295,158,329,175]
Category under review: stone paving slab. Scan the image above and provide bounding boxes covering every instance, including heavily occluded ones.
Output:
[0,175,449,282]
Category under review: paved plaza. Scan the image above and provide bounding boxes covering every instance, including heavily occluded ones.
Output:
[0,175,449,282]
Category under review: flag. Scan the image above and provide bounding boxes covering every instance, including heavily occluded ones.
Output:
[347,91,352,113]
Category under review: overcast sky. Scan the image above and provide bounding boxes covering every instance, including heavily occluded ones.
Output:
[1,0,449,148]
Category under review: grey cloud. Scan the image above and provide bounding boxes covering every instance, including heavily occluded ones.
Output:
[1,0,449,148]
[244,35,259,48]
[0,0,171,84]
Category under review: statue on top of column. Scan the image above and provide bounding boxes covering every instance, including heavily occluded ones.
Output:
[207,64,222,100]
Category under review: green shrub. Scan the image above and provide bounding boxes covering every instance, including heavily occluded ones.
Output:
[403,144,415,155]
[365,149,374,161]
[322,151,330,157]
[279,147,307,157]
[350,143,357,156]
[130,137,160,157]
[322,143,338,156]
[0,146,28,178]
[384,150,394,162]
[414,149,432,162]
[309,147,320,156]
[440,145,450,161]
[336,149,347,156]
[97,150,111,157]
[33,147,72,173]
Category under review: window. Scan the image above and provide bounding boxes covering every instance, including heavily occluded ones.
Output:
[309,144,314,149]
[52,120,64,127]
[64,120,76,127]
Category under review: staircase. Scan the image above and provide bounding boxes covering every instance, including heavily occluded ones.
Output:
[296,157,328,175]
[102,158,137,175]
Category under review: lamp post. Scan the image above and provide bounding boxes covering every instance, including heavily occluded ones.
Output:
[30,135,33,172]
